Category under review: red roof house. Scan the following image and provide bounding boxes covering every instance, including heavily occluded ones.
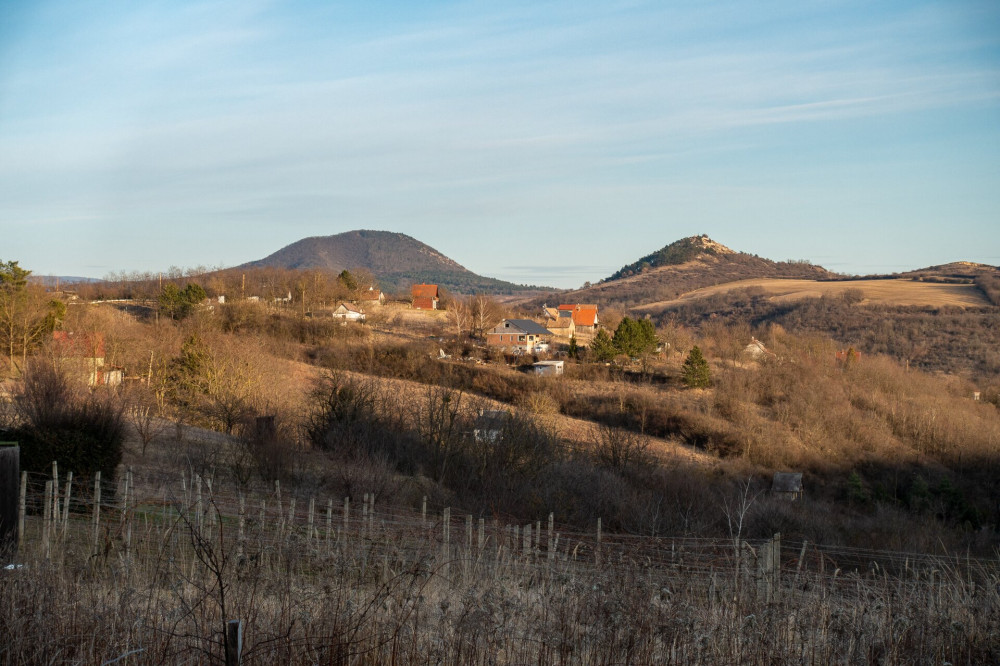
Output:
[557,304,599,330]
[411,284,440,310]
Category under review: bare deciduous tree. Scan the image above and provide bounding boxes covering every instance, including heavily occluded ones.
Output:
[470,293,503,339]
[447,297,471,338]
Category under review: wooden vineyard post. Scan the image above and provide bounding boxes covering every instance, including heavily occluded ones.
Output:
[237,494,246,558]
[442,507,451,579]
[478,518,485,551]
[195,475,203,531]
[92,472,101,552]
[51,461,59,525]
[225,619,243,666]
[465,515,473,579]
[61,471,73,539]
[547,513,554,564]
[368,493,375,534]
[124,469,133,556]
[794,540,808,587]
[204,477,214,542]
[307,497,315,544]
[0,444,18,554]
[286,498,296,547]
[42,481,53,559]
[596,517,602,566]
[18,472,27,550]
[326,499,333,554]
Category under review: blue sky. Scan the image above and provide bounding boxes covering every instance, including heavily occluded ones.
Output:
[1,0,998,287]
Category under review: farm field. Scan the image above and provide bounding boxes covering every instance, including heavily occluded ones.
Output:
[633,278,991,313]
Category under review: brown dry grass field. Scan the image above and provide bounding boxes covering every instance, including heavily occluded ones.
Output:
[633,277,990,312]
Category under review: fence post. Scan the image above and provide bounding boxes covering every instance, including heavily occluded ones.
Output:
[43,481,53,559]
[124,468,133,556]
[0,444,18,555]
[61,471,73,539]
[442,507,451,578]
[225,619,243,666]
[194,475,203,531]
[51,461,59,525]
[773,532,782,597]
[326,499,333,554]
[237,494,246,557]
[18,471,27,551]
[92,471,101,552]
[596,517,602,566]
[547,513,554,563]
[307,497,315,543]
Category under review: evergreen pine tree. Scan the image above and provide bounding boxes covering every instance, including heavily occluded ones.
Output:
[589,329,617,362]
[681,345,711,388]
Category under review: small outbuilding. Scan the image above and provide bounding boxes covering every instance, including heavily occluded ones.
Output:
[332,302,365,322]
[771,472,803,501]
[532,360,564,376]
[743,337,775,360]
[473,409,509,443]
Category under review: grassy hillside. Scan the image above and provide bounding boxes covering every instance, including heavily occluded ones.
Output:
[532,237,834,309]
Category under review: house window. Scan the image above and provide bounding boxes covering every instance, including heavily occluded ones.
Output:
[518,335,525,342]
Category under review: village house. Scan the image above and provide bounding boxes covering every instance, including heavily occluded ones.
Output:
[359,287,385,306]
[411,284,440,310]
[332,302,365,322]
[51,331,122,387]
[486,319,553,353]
[546,313,576,338]
[557,304,599,334]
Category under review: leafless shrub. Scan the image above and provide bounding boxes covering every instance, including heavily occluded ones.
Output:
[593,422,651,472]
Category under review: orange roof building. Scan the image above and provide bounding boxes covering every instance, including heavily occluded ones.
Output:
[557,304,598,328]
[411,284,440,310]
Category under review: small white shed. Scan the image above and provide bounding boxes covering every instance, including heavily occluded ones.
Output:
[332,302,365,322]
[532,360,564,376]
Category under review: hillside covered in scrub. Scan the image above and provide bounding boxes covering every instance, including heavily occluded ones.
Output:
[536,235,836,309]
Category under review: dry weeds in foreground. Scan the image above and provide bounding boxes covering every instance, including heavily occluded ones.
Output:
[2,468,998,665]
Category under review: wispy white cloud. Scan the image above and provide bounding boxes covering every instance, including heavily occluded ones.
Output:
[1,0,998,284]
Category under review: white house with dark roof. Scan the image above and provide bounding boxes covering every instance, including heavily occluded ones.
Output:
[486,319,554,353]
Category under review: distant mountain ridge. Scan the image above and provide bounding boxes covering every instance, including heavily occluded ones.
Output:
[242,230,544,294]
